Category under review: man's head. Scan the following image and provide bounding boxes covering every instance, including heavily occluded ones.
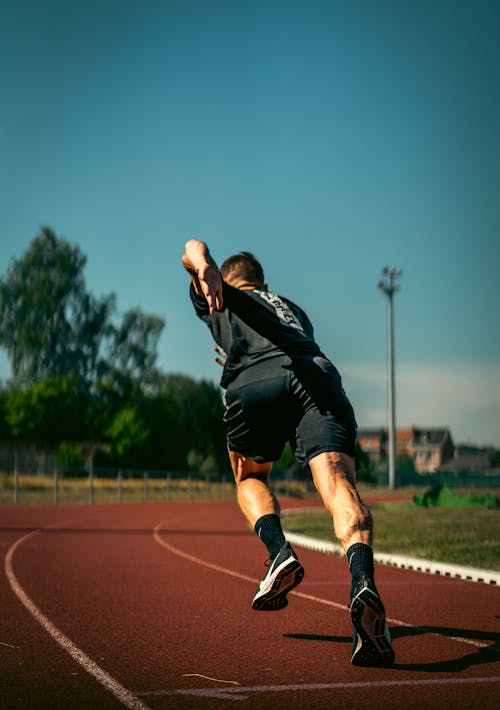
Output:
[220,251,266,289]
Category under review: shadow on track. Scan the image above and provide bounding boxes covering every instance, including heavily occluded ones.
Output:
[284,625,500,673]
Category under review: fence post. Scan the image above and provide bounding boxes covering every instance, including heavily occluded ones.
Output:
[54,466,59,504]
[144,472,149,502]
[14,450,19,505]
[205,473,210,500]
[188,474,192,501]
[117,471,122,503]
[166,472,171,501]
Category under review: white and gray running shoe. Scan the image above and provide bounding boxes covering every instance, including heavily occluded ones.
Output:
[252,542,304,611]
[350,575,395,666]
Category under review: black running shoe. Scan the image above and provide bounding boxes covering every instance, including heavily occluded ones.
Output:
[350,575,395,667]
[252,542,304,611]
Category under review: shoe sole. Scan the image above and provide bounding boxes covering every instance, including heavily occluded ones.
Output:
[252,559,304,611]
[350,587,395,667]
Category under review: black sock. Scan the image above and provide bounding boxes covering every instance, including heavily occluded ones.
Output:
[254,513,286,560]
[347,543,375,599]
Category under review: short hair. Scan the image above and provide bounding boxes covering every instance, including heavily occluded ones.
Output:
[220,251,265,287]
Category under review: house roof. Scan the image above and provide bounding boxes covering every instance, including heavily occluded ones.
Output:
[357,426,453,447]
[411,428,451,445]
[396,428,414,444]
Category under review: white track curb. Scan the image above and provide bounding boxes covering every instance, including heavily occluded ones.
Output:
[283,530,500,586]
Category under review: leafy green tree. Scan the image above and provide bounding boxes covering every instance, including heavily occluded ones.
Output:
[0,227,114,385]
[0,227,165,388]
[106,406,149,464]
[186,449,218,474]
[132,374,228,471]
[0,230,235,473]
[108,308,164,384]
[0,390,10,439]
[489,449,500,467]
[4,373,87,446]
[57,441,85,470]
[355,440,378,485]
[274,443,303,478]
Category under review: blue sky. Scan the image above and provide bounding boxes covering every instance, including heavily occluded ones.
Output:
[1,0,499,447]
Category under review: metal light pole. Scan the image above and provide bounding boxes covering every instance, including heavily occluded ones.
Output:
[378,267,402,490]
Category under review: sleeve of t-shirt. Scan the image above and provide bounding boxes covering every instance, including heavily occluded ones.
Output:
[189,281,237,319]
[189,282,210,318]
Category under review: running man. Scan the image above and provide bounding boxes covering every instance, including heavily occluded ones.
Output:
[182,238,395,667]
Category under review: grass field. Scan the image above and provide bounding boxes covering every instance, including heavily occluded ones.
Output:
[282,500,500,571]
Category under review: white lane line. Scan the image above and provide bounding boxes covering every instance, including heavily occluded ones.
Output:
[153,521,347,612]
[137,676,500,701]
[153,522,257,585]
[5,527,151,710]
[153,522,494,651]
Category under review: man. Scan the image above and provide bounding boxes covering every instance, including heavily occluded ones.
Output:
[182,238,395,667]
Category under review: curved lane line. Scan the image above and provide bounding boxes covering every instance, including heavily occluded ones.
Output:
[153,521,349,611]
[153,521,493,651]
[4,527,151,710]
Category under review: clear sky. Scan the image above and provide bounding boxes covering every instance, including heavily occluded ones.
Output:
[1,0,499,447]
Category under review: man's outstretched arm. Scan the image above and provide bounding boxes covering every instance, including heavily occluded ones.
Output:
[182,239,224,314]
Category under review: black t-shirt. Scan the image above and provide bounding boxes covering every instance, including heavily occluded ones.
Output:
[190,282,324,388]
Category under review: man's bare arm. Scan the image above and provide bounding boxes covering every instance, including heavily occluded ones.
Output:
[182,239,224,314]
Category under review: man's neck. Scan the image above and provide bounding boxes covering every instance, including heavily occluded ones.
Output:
[225,278,262,290]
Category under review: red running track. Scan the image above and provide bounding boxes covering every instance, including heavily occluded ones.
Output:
[1,499,499,709]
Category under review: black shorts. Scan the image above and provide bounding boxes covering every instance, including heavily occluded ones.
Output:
[223,355,357,465]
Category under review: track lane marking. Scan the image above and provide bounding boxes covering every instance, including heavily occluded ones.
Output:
[153,521,495,652]
[4,526,152,710]
[153,521,347,612]
[136,676,500,700]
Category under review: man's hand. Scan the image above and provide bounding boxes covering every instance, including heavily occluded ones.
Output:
[182,239,224,314]
[214,343,227,367]
[197,263,223,315]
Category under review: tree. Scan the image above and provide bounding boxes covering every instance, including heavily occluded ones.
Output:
[4,373,88,446]
[132,374,228,472]
[0,229,235,473]
[106,406,149,464]
[0,228,114,384]
[107,308,164,384]
[0,227,165,387]
[274,443,303,478]
[355,441,378,485]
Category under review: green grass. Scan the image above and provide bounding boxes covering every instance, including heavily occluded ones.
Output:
[282,505,500,571]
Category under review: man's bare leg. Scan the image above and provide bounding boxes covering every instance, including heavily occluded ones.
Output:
[309,450,395,666]
[308,451,372,551]
[228,449,277,526]
[229,449,304,610]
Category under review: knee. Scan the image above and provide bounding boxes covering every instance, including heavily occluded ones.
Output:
[237,471,270,488]
[229,449,272,487]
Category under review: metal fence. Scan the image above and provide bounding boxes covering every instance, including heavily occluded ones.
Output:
[1,450,498,506]
[0,464,317,506]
